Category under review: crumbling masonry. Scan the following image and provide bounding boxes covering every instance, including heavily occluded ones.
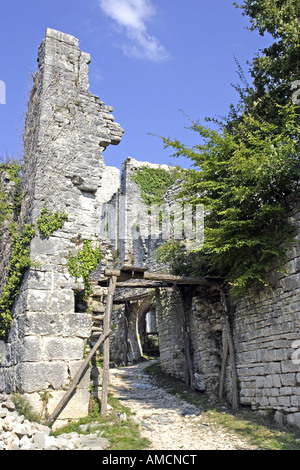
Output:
[1,29,300,429]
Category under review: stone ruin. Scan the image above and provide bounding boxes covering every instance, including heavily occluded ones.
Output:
[0,29,300,430]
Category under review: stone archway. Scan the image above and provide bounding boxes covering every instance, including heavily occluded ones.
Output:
[125,298,158,364]
[110,297,159,366]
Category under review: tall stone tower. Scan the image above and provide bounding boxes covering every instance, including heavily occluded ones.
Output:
[0,29,123,424]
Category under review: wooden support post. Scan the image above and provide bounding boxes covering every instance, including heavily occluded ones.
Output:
[123,301,130,366]
[219,335,229,401]
[101,275,117,418]
[220,289,239,413]
[177,287,195,391]
[47,329,112,426]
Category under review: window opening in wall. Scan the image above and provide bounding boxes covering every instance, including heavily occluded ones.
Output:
[74,289,88,313]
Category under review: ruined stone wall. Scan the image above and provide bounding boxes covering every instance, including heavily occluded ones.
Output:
[0,29,123,425]
[105,156,170,268]
[0,169,18,294]
[156,215,300,427]
[155,288,186,381]
[1,27,299,431]
[156,286,223,394]
[232,218,300,427]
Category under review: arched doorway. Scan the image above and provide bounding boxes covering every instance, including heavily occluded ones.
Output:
[115,296,159,365]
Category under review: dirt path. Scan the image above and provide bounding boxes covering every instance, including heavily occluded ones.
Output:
[109,360,258,451]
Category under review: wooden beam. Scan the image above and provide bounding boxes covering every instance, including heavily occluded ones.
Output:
[47,329,112,426]
[121,265,148,273]
[98,281,173,288]
[113,293,150,304]
[144,272,211,286]
[101,275,117,418]
[104,268,214,286]
[220,289,239,413]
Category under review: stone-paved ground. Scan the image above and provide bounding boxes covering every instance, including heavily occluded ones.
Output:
[109,360,258,451]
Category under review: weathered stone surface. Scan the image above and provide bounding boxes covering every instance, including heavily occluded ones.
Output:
[0,394,109,450]
[1,28,123,422]
[16,362,69,393]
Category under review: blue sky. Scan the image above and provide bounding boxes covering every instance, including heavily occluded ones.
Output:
[0,0,273,169]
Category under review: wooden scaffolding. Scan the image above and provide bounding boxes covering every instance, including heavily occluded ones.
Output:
[48,266,238,425]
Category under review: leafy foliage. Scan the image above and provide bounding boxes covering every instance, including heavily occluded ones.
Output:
[37,205,68,238]
[232,0,300,125]
[67,239,102,297]
[0,224,36,339]
[0,206,68,340]
[157,1,300,296]
[132,166,184,206]
[0,160,23,232]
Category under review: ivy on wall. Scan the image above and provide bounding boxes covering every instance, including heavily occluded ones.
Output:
[67,239,102,298]
[0,204,68,340]
[0,161,23,236]
[131,166,184,207]
[37,206,68,238]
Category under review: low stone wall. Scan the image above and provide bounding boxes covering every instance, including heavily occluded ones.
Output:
[156,235,300,427]
[233,236,300,427]
[155,288,186,382]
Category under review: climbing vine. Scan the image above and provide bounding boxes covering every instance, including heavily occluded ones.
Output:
[0,161,23,236]
[67,239,102,298]
[0,206,68,340]
[132,166,184,207]
[0,223,36,339]
[37,205,68,238]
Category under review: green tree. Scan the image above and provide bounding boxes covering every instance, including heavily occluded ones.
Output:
[232,0,300,124]
[157,0,300,296]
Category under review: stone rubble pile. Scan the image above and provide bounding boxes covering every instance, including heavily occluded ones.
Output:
[0,394,109,451]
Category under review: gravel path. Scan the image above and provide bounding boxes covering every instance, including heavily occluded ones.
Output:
[109,360,258,451]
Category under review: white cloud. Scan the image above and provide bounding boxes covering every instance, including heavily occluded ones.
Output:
[98,0,168,61]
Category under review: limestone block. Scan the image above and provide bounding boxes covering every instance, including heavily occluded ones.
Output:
[45,28,80,47]
[27,290,50,312]
[280,273,300,292]
[43,337,84,361]
[0,373,4,392]
[23,392,44,416]
[30,236,59,256]
[21,270,52,291]
[281,373,297,387]
[49,289,74,313]
[287,412,300,428]
[16,362,69,393]
[22,312,64,337]
[11,290,28,317]
[19,336,42,362]
[291,394,300,407]
[193,373,206,392]
[47,387,90,421]
[68,360,91,389]
[62,313,92,339]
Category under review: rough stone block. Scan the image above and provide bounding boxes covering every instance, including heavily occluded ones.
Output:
[27,290,50,312]
[16,362,69,393]
[43,337,84,361]
[19,336,42,362]
[62,313,92,339]
[47,387,90,421]
[281,373,297,387]
[22,312,64,337]
[287,412,300,429]
[49,289,74,313]
[68,360,91,389]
